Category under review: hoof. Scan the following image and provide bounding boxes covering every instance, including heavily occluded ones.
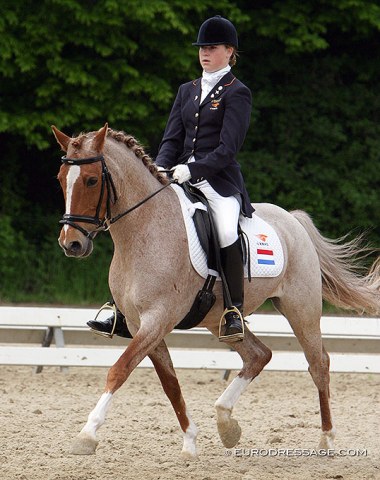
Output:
[71,433,99,455]
[318,428,336,451]
[181,449,198,461]
[216,406,242,448]
[217,417,242,448]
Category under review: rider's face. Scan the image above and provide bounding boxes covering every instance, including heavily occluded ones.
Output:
[199,45,233,73]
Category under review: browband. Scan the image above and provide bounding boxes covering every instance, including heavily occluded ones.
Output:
[61,155,104,165]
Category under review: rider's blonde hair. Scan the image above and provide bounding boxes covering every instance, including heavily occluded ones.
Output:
[227,46,238,67]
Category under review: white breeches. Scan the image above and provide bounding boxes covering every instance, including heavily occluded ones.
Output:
[193,180,240,248]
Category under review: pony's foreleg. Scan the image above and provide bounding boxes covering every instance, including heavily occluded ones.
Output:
[72,391,112,454]
[149,340,198,459]
[71,322,170,455]
[212,328,272,448]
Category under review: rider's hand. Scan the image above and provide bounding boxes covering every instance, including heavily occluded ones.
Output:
[155,165,167,173]
[171,164,191,184]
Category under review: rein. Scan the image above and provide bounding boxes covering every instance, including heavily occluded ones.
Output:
[60,154,173,239]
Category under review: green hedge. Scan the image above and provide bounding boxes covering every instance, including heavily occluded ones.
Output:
[0,214,112,304]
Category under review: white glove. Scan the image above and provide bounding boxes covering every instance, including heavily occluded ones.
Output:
[155,165,167,172]
[171,164,191,184]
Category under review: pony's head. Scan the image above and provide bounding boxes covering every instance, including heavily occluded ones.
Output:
[52,123,113,258]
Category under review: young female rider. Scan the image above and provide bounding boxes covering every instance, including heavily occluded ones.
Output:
[155,15,254,341]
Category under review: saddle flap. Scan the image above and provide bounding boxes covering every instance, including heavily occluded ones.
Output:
[181,183,217,271]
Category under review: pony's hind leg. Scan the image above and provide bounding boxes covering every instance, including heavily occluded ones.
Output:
[301,334,335,450]
[273,298,335,451]
[211,327,272,448]
[314,345,335,450]
[149,340,198,459]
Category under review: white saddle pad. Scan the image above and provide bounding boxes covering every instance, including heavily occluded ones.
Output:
[172,184,284,279]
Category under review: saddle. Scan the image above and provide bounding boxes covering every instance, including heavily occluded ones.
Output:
[180,182,251,281]
[175,182,251,330]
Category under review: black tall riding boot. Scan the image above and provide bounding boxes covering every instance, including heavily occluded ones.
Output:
[219,238,245,342]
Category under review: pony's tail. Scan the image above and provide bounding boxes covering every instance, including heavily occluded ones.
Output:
[291,210,380,315]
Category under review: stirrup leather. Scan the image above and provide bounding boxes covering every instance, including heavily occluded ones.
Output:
[218,306,245,342]
[89,301,118,339]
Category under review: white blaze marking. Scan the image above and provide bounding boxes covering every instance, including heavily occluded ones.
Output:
[64,165,81,232]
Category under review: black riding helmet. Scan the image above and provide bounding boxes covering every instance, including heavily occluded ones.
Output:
[192,15,238,49]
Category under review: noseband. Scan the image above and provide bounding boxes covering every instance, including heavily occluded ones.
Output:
[60,154,173,239]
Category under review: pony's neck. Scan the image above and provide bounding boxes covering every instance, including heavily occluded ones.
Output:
[105,139,163,210]
[104,138,175,242]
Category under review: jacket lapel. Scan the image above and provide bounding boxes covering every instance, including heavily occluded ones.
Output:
[200,71,235,107]
[192,78,202,107]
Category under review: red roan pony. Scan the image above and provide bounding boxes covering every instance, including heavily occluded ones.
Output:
[52,124,379,458]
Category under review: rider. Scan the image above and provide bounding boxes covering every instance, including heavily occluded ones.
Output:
[88,15,253,341]
[156,15,253,340]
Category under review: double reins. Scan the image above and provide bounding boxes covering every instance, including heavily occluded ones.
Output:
[60,154,173,239]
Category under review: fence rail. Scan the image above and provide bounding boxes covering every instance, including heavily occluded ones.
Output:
[0,306,379,374]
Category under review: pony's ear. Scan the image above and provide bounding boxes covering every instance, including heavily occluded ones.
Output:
[93,123,108,153]
[51,125,71,152]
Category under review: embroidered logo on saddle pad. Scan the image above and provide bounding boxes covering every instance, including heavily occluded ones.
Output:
[172,185,284,279]
[240,215,284,277]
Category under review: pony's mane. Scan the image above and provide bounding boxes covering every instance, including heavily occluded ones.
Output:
[106,129,168,185]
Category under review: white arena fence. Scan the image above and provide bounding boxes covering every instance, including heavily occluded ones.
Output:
[0,306,379,374]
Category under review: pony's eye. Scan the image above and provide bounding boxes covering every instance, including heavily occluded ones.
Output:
[87,177,98,187]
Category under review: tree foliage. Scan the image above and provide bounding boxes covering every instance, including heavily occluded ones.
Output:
[0,0,246,148]
[242,0,380,53]
[240,31,380,236]
[0,0,379,303]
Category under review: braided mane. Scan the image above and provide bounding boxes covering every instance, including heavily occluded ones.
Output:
[107,129,168,185]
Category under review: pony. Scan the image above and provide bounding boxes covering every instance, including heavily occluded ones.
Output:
[52,123,380,458]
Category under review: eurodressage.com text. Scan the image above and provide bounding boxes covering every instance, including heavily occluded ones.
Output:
[225,448,368,457]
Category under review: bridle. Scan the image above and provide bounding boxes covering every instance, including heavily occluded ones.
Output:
[60,154,117,239]
[60,154,173,239]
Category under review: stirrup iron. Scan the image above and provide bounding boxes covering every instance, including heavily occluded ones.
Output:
[218,306,245,343]
[89,301,118,339]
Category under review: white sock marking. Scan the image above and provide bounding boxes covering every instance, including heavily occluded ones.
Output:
[80,392,113,438]
[215,376,252,411]
[182,408,198,457]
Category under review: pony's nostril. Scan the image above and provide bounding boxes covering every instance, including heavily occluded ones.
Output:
[68,241,82,253]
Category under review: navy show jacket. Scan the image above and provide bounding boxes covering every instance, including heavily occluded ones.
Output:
[155,71,254,217]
